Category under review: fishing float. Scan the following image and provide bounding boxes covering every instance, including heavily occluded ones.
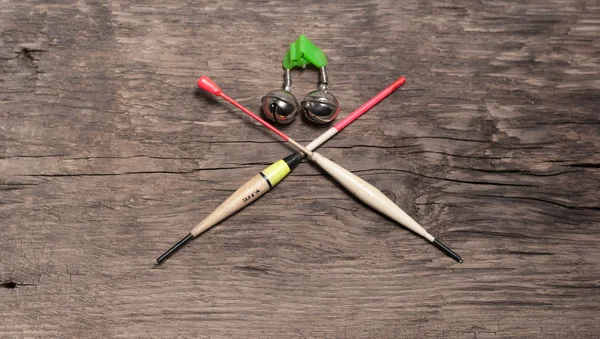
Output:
[197,76,463,263]
[154,76,407,265]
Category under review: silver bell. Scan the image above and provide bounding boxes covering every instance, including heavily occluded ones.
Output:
[301,90,340,124]
[261,90,299,124]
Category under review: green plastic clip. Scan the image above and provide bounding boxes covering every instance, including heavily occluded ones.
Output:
[282,35,327,70]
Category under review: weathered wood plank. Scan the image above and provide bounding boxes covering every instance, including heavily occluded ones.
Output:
[1,0,599,338]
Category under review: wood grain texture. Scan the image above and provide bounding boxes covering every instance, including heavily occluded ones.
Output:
[1,0,599,338]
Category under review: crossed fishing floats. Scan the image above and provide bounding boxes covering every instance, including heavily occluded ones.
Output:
[155,36,463,266]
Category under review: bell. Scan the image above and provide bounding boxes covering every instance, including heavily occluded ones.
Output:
[261,90,299,124]
[301,90,340,124]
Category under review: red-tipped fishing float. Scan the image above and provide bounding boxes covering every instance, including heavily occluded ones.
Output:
[154,76,407,265]
[197,76,463,263]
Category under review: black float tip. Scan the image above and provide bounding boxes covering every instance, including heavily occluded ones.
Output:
[432,239,463,263]
[283,152,304,171]
[154,233,194,266]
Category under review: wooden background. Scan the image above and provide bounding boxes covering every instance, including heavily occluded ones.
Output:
[1,0,599,338]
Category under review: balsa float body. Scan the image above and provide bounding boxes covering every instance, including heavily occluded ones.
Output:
[154,76,406,265]
[308,153,461,262]
[190,153,302,237]
[198,76,463,263]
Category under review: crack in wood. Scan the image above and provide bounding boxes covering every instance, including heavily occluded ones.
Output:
[0,279,35,289]
[20,165,258,177]
[350,168,538,187]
